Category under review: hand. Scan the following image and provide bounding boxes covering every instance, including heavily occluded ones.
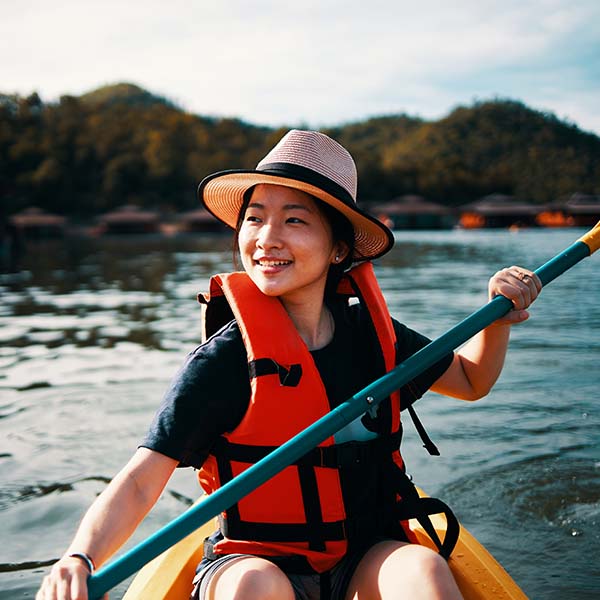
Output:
[36,556,107,600]
[488,266,542,325]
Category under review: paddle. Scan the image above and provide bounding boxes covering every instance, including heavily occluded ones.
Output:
[87,222,600,599]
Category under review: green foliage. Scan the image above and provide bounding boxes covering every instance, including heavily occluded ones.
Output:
[1,86,599,218]
[379,99,600,205]
[79,82,178,109]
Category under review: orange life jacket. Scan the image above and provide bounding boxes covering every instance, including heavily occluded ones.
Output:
[197,262,458,573]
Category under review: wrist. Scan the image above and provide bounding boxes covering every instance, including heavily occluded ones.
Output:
[67,552,96,574]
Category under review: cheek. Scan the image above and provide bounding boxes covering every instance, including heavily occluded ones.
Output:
[237,227,252,252]
[236,231,251,267]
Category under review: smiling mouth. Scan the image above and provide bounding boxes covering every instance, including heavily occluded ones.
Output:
[256,260,292,267]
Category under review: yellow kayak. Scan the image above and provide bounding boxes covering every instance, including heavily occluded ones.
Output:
[124,491,527,600]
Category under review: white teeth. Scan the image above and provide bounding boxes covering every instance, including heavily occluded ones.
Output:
[258,260,291,266]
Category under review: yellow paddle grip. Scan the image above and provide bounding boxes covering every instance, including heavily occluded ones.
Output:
[578,220,600,254]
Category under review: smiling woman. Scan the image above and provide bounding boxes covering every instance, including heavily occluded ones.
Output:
[236,185,346,347]
[36,130,543,600]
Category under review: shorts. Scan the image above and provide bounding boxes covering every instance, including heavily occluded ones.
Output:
[190,542,378,600]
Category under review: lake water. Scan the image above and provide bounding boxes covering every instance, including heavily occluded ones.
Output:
[1,229,599,599]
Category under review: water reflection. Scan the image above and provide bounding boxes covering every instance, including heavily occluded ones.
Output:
[1,229,599,598]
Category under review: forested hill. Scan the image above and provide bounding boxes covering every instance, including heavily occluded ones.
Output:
[1,83,599,218]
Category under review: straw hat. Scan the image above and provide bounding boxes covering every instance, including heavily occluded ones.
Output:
[197,129,394,260]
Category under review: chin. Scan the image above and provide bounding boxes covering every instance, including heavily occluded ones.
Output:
[251,278,285,297]
[259,285,288,298]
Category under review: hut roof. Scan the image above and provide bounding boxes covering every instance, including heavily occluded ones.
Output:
[461,194,540,215]
[178,208,218,223]
[564,193,600,213]
[371,195,451,215]
[100,205,160,224]
[10,207,67,226]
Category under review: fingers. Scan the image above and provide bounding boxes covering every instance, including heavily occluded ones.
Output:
[36,560,89,600]
[488,266,542,326]
[499,308,530,325]
[71,573,89,600]
[489,266,541,310]
[514,268,542,296]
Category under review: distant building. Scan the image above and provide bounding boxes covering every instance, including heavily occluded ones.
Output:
[98,205,161,234]
[370,195,456,230]
[459,194,540,228]
[9,207,67,238]
[177,208,229,233]
[562,193,600,226]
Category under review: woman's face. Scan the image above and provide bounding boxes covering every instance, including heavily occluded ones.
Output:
[238,184,343,307]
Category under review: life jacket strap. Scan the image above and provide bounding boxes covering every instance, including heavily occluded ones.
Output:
[214,437,348,553]
[392,469,459,559]
[300,434,401,468]
[320,570,332,600]
[298,463,326,551]
[222,518,347,544]
[406,404,440,456]
[248,358,303,387]
[212,433,402,469]
[395,496,460,560]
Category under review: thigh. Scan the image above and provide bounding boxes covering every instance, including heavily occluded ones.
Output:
[344,540,462,600]
[194,554,296,600]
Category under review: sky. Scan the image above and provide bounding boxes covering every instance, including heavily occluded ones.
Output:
[2,0,600,135]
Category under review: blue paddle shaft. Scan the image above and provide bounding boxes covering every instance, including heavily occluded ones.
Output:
[87,240,592,599]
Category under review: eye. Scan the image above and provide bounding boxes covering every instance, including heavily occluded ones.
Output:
[245,214,261,223]
[286,217,307,224]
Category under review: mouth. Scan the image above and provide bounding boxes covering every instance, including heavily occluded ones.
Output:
[255,259,292,267]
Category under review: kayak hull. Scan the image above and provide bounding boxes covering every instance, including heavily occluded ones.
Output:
[411,512,527,599]
[124,492,527,600]
[122,519,210,600]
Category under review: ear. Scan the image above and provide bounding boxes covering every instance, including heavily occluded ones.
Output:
[331,241,350,264]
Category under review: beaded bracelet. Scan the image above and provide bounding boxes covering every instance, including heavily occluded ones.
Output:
[68,552,96,574]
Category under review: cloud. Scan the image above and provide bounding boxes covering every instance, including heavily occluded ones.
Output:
[1,0,599,133]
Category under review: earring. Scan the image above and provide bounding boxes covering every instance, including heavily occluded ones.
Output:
[335,255,340,263]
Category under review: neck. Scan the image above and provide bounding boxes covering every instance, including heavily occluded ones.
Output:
[281,298,334,351]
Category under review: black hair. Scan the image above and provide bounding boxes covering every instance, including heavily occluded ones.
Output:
[316,200,356,299]
[232,187,255,271]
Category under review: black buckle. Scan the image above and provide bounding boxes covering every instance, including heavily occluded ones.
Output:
[248,359,302,387]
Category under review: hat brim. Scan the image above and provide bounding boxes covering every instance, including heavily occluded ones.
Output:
[197,169,394,261]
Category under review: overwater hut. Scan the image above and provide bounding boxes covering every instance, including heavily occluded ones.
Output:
[459,194,540,229]
[9,207,67,238]
[177,208,229,233]
[98,205,161,234]
[370,195,456,230]
[535,206,574,228]
[562,193,600,226]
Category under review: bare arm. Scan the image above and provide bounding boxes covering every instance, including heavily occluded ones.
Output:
[431,266,542,400]
[37,447,178,600]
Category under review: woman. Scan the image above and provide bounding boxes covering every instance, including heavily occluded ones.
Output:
[37,130,541,600]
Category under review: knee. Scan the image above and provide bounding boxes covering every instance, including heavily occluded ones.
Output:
[348,541,462,600]
[401,545,460,596]
[229,561,294,600]
[405,545,450,579]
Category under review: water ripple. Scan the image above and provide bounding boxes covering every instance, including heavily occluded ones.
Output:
[0,476,111,511]
[444,455,600,598]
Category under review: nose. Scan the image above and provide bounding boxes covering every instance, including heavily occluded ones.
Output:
[256,220,283,250]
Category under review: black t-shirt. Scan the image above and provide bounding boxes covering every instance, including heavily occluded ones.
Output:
[142,303,453,469]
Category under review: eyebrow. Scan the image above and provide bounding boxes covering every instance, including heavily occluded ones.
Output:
[247,202,313,213]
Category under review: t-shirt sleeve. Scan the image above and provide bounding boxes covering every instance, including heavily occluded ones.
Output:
[140,321,250,469]
[393,318,454,407]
